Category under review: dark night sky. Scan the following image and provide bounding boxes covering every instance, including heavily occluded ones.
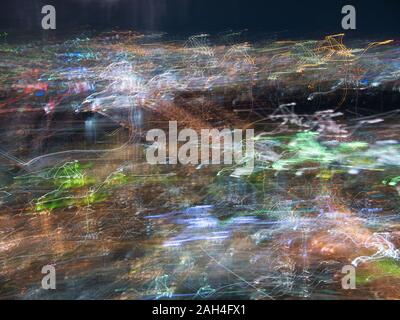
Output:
[0,0,399,37]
